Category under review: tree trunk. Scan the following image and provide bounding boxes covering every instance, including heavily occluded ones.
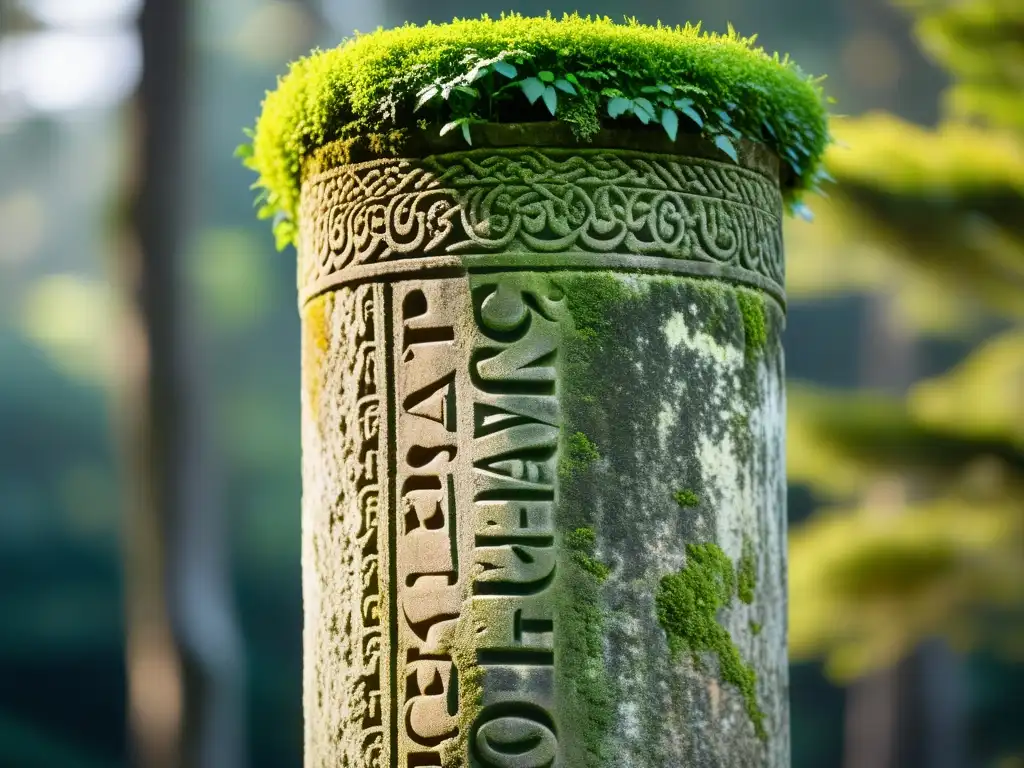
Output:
[116,1,245,766]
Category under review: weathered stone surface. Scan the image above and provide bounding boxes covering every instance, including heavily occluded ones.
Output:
[299,130,788,767]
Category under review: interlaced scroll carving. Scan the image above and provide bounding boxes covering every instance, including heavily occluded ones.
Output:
[298,148,784,302]
[303,284,386,766]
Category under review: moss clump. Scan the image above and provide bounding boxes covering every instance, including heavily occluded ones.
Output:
[674,489,700,508]
[559,431,601,478]
[565,527,611,582]
[737,537,757,605]
[555,526,614,765]
[749,621,762,636]
[655,542,767,741]
[437,594,484,766]
[553,272,638,765]
[244,13,831,247]
[736,289,767,358]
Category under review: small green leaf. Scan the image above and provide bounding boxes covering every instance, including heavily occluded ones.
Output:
[493,60,517,78]
[542,85,558,115]
[661,108,679,141]
[554,79,576,95]
[640,85,662,94]
[415,85,439,110]
[632,97,656,121]
[234,143,253,159]
[520,77,545,104]
[658,83,674,93]
[763,120,777,138]
[453,85,479,98]
[679,105,704,127]
[713,134,739,162]
[564,72,580,85]
[538,70,555,83]
[242,127,255,139]
[461,121,472,145]
[607,96,632,118]
[440,120,462,137]
[792,202,814,222]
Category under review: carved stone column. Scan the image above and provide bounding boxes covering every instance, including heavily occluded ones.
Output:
[298,126,789,767]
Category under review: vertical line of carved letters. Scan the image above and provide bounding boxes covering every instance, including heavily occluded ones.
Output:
[392,275,565,767]
[355,285,384,766]
[319,285,385,766]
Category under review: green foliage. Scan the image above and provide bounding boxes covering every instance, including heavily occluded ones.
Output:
[904,0,1024,131]
[789,500,1024,681]
[241,13,833,248]
[736,289,768,357]
[565,527,612,582]
[559,430,601,478]
[787,383,1024,498]
[656,542,767,740]
[673,488,700,507]
[737,538,757,605]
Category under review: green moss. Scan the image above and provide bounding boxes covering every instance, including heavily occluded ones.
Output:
[559,431,601,478]
[737,537,757,605]
[566,527,612,582]
[245,13,831,247]
[736,289,767,358]
[695,280,731,337]
[674,489,700,508]
[437,591,484,767]
[749,621,762,636]
[553,273,638,765]
[555,527,614,765]
[655,542,767,741]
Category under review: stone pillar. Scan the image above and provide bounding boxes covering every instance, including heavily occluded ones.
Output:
[298,126,788,767]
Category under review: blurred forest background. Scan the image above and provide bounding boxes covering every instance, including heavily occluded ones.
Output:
[0,0,1020,766]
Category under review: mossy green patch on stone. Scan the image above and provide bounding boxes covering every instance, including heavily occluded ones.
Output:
[566,527,612,582]
[437,591,484,767]
[552,272,640,766]
[655,542,767,741]
[674,489,700,508]
[736,289,767,358]
[749,620,763,636]
[559,431,601,478]
[555,527,614,765]
[737,537,757,605]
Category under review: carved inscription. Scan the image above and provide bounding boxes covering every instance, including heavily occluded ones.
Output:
[302,284,388,767]
[393,280,467,766]
[390,275,565,766]
[468,277,565,767]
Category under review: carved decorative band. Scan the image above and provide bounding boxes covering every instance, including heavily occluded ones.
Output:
[298,148,785,304]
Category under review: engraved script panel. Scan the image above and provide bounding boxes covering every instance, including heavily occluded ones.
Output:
[388,275,565,766]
